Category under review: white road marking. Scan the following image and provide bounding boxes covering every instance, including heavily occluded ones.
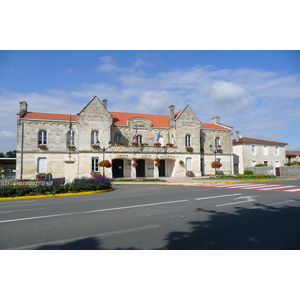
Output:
[0,199,189,224]
[5,225,162,250]
[215,196,257,207]
[285,188,300,192]
[266,200,296,206]
[257,185,295,191]
[194,193,242,200]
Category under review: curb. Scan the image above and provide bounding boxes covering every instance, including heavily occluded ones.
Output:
[0,188,114,201]
[112,178,299,185]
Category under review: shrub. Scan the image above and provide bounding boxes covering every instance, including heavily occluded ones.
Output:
[186,171,195,177]
[254,163,266,167]
[244,170,254,175]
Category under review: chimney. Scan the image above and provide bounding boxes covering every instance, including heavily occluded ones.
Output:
[169,105,175,126]
[211,116,220,124]
[236,131,240,142]
[19,101,28,116]
[102,99,108,109]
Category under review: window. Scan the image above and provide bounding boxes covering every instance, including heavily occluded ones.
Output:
[67,130,75,146]
[263,146,268,155]
[215,137,220,148]
[252,160,256,167]
[114,133,122,143]
[37,157,47,173]
[251,145,256,155]
[275,146,279,155]
[137,134,143,145]
[38,130,47,145]
[91,157,99,172]
[91,130,99,145]
[264,161,268,166]
[185,134,191,147]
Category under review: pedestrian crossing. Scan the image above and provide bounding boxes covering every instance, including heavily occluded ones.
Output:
[198,183,300,193]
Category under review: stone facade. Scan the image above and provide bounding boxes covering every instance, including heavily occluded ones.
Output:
[16,96,234,179]
[233,133,287,174]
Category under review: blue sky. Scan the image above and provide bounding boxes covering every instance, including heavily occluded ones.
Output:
[1,50,299,153]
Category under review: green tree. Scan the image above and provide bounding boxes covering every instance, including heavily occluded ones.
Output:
[5,150,16,158]
[0,152,5,158]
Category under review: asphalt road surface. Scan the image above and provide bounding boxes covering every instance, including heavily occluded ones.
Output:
[1,180,300,249]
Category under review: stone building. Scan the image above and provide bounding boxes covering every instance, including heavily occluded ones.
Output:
[286,151,300,163]
[16,96,234,180]
[232,132,287,174]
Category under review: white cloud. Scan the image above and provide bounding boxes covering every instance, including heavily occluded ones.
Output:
[1,61,300,152]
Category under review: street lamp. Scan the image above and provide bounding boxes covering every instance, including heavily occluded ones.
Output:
[209,144,222,174]
[96,140,112,176]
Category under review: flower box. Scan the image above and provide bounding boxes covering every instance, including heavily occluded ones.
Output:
[91,144,100,150]
[90,172,101,177]
[36,173,46,180]
[115,142,124,146]
[38,144,48,150]
[166,143,174,147]
[154,143,161,147]
[131,142,139,147]
[186,147,193,152]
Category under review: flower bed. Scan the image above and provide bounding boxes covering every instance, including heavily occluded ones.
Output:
[0,175,112,198]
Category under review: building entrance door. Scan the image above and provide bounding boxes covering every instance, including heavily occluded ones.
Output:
[112,159,124,178]
[158,159,165,177]
[136,159,145,177]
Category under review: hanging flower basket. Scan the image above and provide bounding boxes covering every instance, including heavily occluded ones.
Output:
[132,158,138,162]
[211,161,222,168]
[99,160,112,168]
[132,162,138,167]
[154,158,160,163]
[155,162,161,167]
[179,160,184,166]
[38,144,48,150]
[186,147,193,152]
[67,145,76,151]
[154,143,161,147]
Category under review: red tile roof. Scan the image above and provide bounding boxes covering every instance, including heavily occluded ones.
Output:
[22,112,78,121]
[201,123,230,130]
[110,111,170,127]
[286,151,300,156]
[233,137,287,145]
[22,111,230,129]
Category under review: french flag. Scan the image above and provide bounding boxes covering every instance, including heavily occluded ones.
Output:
[156,131,161,141]
[132,129,137,140]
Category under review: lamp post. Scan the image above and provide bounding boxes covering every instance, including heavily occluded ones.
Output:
[96,140,111,177]
[209,144,222,174]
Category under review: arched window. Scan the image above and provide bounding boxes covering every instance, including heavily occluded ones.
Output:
[137,134,143,145]
[185,134,191,147]
[91,130,99,145]
[215,137,220,148]
[67,130,75,146]
[114,133,122,143]
[38,130,47,145]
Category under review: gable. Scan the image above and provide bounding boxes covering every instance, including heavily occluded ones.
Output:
[78,96,111,118]
[174,105,201,127]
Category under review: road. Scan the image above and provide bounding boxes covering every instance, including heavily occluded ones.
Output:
[1,180,300,249]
